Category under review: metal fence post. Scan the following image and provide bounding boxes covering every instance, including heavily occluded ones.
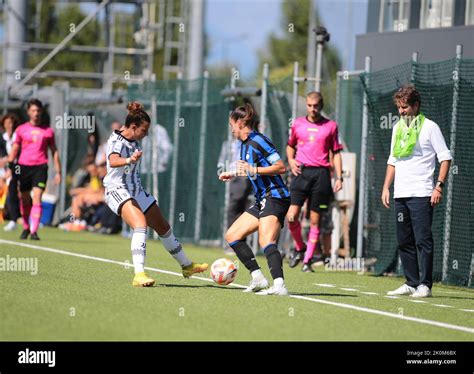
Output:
[442,44,463,281]
[151,94,159,239]
[356,56,371,259]
[169,72,183,227]
[335,73,341,125]
[50,81,69,224]
[260,63,269,134]
[222,68,237,245]
[292,61,299,124]
[194,71,209,243]
[410,51,419,83]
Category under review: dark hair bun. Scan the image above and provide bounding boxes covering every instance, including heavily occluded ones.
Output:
[127,101,144,113]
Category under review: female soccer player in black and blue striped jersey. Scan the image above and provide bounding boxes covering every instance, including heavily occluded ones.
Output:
[219,103,290,296]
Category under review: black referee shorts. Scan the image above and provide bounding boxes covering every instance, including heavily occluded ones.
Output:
[17,164,48,192]
[290,166,332,212]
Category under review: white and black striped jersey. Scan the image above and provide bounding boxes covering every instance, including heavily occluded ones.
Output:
[103,130,143,194]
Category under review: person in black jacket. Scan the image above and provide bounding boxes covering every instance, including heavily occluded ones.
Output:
[1,113,21,231]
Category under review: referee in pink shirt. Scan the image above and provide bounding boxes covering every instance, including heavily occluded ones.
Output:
[287,92,343,272]
[7,99,62,240]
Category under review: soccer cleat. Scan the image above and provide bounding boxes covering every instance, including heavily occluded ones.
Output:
[288,248,306,268]
[410,284,432,298]
[30,232,40,241]
[132,272,155,287]
[3,221,17,231]
[182,262,208,278]
[256,284,289,296]
[301,263,314,273]
[20,229,30,240]
[312,253,327,265]
[387,284,416,296]
[243,276,269,293]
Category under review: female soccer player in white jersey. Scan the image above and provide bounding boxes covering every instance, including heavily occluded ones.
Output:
[103,102,208,287]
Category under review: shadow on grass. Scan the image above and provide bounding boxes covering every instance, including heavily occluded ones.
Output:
[290,292,357,297]
[432,295,474,301]
[154,283,243,291]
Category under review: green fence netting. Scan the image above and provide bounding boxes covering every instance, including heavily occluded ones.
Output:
[266,75,293,156]
[128,77,230,243]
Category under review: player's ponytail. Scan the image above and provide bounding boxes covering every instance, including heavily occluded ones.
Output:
[125,101,151,128]
[230,103,257,130]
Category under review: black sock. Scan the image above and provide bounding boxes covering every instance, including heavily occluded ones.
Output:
[263,243,284,280]
[229,240,260,272]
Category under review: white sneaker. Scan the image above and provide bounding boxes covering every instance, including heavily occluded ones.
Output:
[256,284,289,296]
[3,221,17,231]
[243,276,269,293]
[410,284,432,298]
[387,284,416,296]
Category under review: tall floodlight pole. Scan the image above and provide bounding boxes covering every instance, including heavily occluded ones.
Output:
[306,0,316,93]
[313,26,330,92]
[3,0,27,113]
[186,0,204,79]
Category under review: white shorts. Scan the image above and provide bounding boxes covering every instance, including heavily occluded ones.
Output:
[105,187,156,216]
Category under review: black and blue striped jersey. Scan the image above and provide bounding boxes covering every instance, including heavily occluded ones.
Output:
[240,131,290,202]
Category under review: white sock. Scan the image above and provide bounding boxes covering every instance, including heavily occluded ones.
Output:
[160,228,191,267]
[251,269,264,280]
[273,277,284,287]
[131,227,147,274]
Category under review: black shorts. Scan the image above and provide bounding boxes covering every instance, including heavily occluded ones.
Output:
[246,197,290,228]
[17,164,48,192]
[290,166,332,212]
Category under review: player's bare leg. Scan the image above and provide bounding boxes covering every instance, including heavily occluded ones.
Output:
[145,203,208,278]
[121,199,154,287]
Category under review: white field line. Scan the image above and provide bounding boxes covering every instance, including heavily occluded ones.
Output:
[313,281,468,311]
[313,283,336,288]
[1,239,473,335]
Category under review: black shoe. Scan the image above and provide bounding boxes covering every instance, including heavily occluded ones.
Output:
[301,263,315,273]
[20,229,30,240]
[30,232,40,240]
[289,249,306,268]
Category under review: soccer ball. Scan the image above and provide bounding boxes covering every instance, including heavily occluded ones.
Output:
[210,258,238,285]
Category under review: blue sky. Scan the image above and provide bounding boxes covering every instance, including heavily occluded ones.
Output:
[1,0,368,78]
[205,0,369,77]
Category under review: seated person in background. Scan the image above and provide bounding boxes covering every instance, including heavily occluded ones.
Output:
[95,121,122,167]
[71,154,95,189]
[0,176,8,223]
[60,161,106,231]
